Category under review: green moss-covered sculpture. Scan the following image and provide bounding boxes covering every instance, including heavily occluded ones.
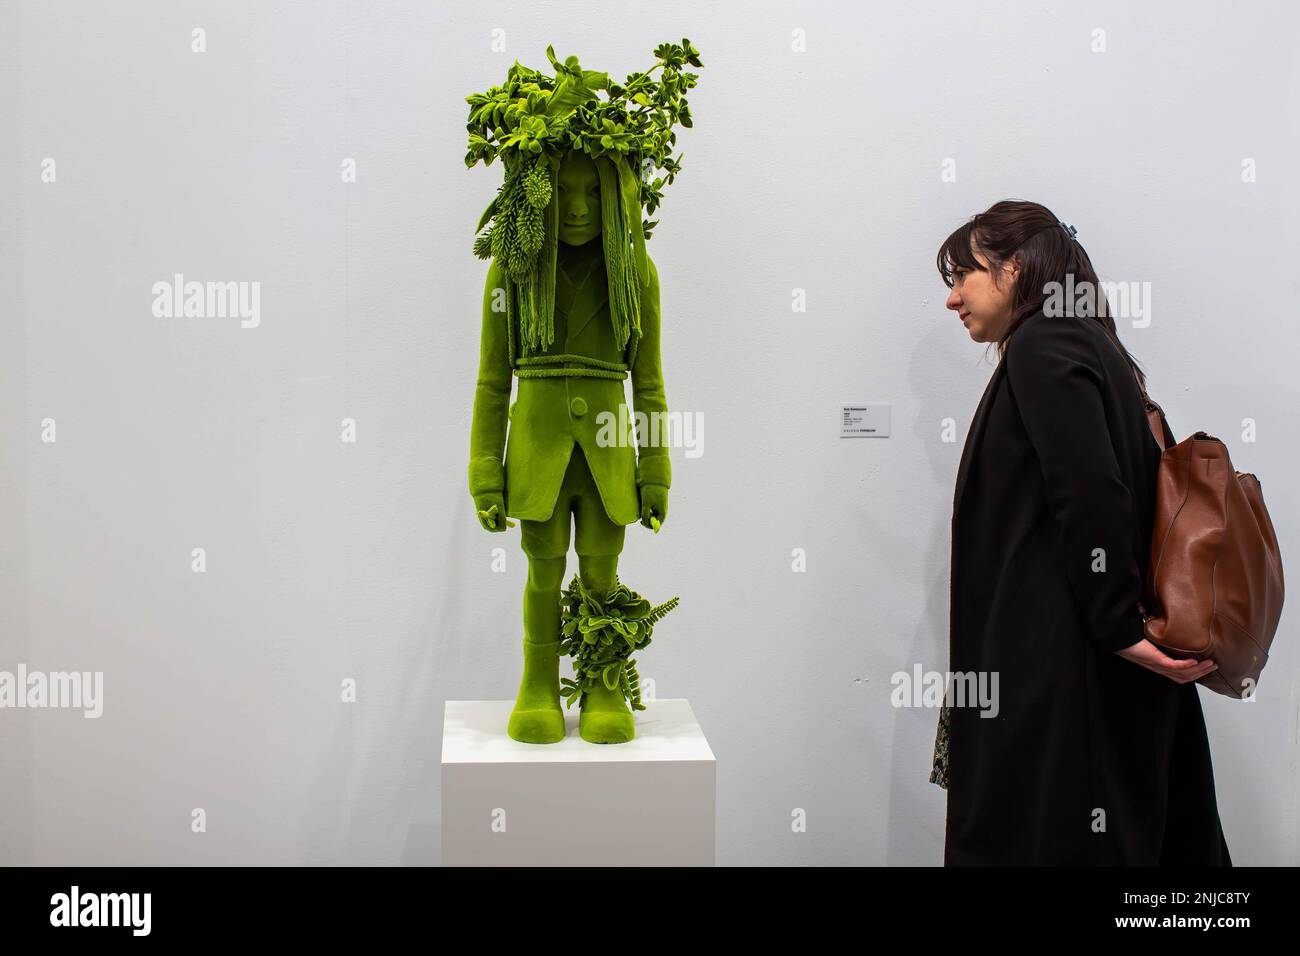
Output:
[466,40,700,744]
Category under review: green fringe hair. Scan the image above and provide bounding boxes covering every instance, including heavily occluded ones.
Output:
[495,152,649,357]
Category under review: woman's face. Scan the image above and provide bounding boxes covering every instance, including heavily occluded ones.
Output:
[557,152,602,247]
[946,238,1017,343]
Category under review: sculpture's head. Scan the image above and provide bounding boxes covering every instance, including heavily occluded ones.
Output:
[557,151,601,247]
[464,39,702,352]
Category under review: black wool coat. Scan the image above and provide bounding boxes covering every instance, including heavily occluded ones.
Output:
[944,307,1232,866]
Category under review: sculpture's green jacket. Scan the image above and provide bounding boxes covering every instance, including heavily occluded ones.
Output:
[468,242,670,525]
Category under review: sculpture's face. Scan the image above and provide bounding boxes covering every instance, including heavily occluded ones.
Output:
[557,152,602,247]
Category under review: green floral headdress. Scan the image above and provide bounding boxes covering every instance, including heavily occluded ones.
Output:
[464,39,703,354]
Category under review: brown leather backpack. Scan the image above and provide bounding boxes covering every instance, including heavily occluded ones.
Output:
[1133,387,1285,699]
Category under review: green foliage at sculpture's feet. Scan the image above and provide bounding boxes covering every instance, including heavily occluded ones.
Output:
[557,573,680,744]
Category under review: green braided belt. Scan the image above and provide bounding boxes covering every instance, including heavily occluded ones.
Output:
[514,353,629,381]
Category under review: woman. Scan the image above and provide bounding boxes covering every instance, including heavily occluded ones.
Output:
[931,200,1232,866]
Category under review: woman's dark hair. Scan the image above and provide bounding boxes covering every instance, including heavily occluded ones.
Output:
[936,199,1147,391]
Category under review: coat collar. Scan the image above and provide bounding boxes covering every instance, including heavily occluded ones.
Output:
[952,356,1006,521]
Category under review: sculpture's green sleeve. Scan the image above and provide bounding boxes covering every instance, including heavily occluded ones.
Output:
[468,261,511,497]
[631,256,671,490]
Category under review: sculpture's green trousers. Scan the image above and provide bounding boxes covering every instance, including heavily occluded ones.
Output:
[520,442,624,650]
[511,443,634,743]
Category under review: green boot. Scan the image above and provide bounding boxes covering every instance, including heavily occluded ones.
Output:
[578,681,635,744]
[507,639,565,744]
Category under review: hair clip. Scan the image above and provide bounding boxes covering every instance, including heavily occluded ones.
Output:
[1059,221,1078,240]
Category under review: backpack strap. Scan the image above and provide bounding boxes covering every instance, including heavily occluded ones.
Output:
[1132,371,1176,451]
[1103,328,1176,451]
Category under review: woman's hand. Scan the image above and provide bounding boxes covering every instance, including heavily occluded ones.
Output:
[1115,639,1219,683]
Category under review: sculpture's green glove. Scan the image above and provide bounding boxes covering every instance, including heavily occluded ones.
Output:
[638,484,668,533]
[474,493,515,532]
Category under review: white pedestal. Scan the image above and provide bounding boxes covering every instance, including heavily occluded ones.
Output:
[441,699,716,866]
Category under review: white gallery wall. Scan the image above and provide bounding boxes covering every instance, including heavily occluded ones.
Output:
[2,0,1297,865]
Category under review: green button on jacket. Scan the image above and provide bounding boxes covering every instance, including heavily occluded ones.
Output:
[468,239,671,526]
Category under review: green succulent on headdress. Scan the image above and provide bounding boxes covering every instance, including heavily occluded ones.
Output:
[558,574,680,712]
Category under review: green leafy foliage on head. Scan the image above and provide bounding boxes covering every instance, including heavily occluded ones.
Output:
[465,38,703,246]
